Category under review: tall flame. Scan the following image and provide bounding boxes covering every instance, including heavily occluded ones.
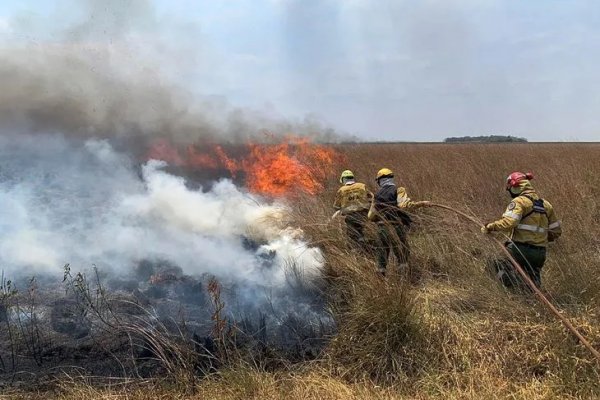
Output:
[145,137,340,197]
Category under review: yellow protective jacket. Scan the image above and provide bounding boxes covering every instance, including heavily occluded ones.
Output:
[334,182,373,215]
[487,189,562,247]
[397,187,426,210]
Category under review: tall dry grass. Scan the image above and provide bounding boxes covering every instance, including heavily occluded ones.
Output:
[10,143,600,399]
[294,143,600,398]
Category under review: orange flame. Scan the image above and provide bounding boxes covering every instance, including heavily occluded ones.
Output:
[145,136,340,197]
[214,145,239,178]
[242,139,335,197]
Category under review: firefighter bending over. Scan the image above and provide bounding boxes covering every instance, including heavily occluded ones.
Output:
[368,168,430,276]
[482,172,562,288]
[333,170,373,249]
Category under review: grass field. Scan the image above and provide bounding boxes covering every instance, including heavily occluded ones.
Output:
[5,143,600,399]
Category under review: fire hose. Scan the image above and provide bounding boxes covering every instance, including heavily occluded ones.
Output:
[428,202,600,362]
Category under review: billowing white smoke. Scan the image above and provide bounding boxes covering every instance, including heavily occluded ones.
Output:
[0,134,323,289]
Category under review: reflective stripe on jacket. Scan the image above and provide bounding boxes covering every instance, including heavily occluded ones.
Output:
[487,191,562,247]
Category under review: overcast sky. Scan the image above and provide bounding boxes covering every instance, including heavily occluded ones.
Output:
[1,0,599,142]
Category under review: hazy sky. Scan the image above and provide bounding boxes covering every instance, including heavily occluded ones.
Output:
[1,0,599,141]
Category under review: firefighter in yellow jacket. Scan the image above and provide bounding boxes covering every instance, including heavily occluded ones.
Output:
[367,168,430,275]
[482,172,562,288]
[333,170,373,248]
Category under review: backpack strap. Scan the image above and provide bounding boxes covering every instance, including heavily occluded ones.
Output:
[520,194,547,221]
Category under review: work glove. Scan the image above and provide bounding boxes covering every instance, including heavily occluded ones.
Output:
[481,223,492,234]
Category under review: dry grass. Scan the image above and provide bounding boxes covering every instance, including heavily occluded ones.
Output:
[297,143,600,398]
[7,143,600,399]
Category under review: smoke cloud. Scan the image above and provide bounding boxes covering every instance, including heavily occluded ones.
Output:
[0,2,336,347]
[0,136,332,361]
[0,133,329,341]
[0,134,322,282]
[0,0,341,144]
[0,45,341,144]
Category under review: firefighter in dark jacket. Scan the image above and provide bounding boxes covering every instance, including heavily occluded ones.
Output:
[368,168,430,275]
[482,172,562,288]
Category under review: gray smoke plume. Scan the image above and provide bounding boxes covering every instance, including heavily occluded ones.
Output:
[0,133,329,341]
[0,133,332,369]
[0,134,323,281]
[0,3,335,374]
[0,2,336,346]
[0,45,340,144]
[0,0,341,144]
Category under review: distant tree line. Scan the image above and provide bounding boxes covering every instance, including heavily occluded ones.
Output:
[444,135,528,143]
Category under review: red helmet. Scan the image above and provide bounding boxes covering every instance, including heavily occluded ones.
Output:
[506,171,534,190]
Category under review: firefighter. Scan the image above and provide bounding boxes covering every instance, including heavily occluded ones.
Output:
[482,172,562,289]
[333,170,373,249]
[368,168,430,275]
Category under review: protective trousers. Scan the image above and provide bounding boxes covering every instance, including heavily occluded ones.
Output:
[507,242,547,288]
[344,210,368,248]
[494,242,547,289]
[376,222,409,272]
